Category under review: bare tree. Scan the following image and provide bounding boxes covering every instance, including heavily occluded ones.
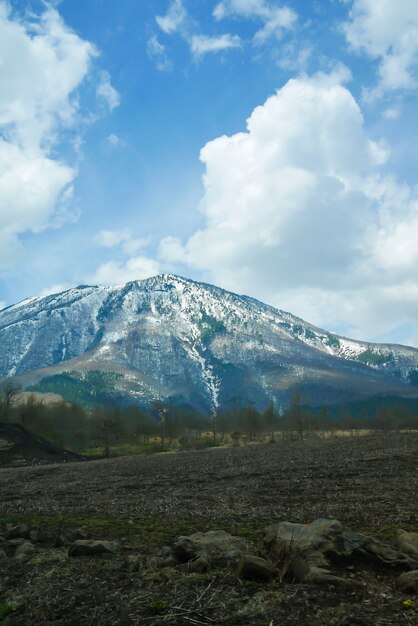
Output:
[0,378,21,422]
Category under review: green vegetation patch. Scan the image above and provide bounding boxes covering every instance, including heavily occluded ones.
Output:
[200,312,227,343]
[28,370,124,407]
[356,349,394,366]
[325,335,341,349]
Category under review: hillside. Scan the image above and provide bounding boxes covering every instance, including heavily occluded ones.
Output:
[1,274,418,411]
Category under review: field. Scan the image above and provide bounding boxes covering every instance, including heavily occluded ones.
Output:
[0,433,417,625]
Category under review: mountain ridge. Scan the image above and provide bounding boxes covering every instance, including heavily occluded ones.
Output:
[1,274,418,412]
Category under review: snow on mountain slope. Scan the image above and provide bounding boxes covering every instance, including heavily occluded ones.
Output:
[1,275,418,411]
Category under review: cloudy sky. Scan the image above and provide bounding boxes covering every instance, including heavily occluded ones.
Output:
[1,0,418,346]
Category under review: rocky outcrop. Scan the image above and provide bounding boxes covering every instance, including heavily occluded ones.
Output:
[264,518,418,585]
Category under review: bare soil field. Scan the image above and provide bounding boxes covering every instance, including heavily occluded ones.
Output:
[0,433,417,625]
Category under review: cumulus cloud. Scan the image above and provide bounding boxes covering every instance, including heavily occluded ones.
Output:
[147,35,172,71]
[89,256,161,286]
[159,68,418,345]
[213,0,297,43]
[344,0,418,98]
[0,2,118,270]
[190,33,241,57]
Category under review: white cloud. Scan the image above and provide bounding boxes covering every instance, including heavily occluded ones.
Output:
[382,106,401,120]
[213,0,297,43]
[0,2,115,271]
[159,68,418,345]
[96,70,120,110]
[89,256,161,286]
[95,229,149,255]
[147,35,172,71]
[190,33,241,57]
[103,133,125,149]
[155,1,241,60]
[156,0,187,35]
[96,229,132,248]
[344,0,418,98]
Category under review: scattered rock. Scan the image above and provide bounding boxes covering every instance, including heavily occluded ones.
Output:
[264,518,418,586]
[5,538,25,548]
[14,542,37,558]
[6,524,30,540]
[68,540,119,557]
[66,528,89,543]
[397,570,418,593]
[123,554,141,573]
[397,530,418,559]
[237,555,279,582]
[160,546,173,559]
[173,531,251,570]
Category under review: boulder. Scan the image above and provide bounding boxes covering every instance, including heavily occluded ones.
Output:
[237,555,279,582]
[397,570,418,593]
[397,530,418,559]
[68,540,119,557]
[173,531,251,570]
[264,518,418,586]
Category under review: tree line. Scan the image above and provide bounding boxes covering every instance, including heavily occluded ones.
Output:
[1,381,418,457]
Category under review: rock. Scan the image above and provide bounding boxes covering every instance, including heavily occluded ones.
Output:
[5,538,25,548]
[68,540,119,557]
[66,528,89,543]
[397,570,418,593]
[189,556,208,573]
[173,531,251,570]
[157,546,178,568]
[160,546,173,559]
[123,554,141,573]
[264,518,418,586]
[14,541,36,558]
[397,530,418,559]
[237,555,279,582]
[0,547,7,560]
[28,527,55,544]
[6,524,30,540]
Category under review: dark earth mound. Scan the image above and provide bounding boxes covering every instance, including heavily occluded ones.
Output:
[0,423,84,467]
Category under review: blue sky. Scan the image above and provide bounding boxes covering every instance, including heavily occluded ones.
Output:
[2,0,418,346]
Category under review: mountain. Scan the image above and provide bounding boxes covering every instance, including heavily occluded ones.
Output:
[1,274,418,412]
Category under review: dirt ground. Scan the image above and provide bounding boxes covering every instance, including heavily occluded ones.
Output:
[0,433,417,625]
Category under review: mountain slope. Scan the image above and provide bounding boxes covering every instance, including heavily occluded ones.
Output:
[1,274,418,412]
